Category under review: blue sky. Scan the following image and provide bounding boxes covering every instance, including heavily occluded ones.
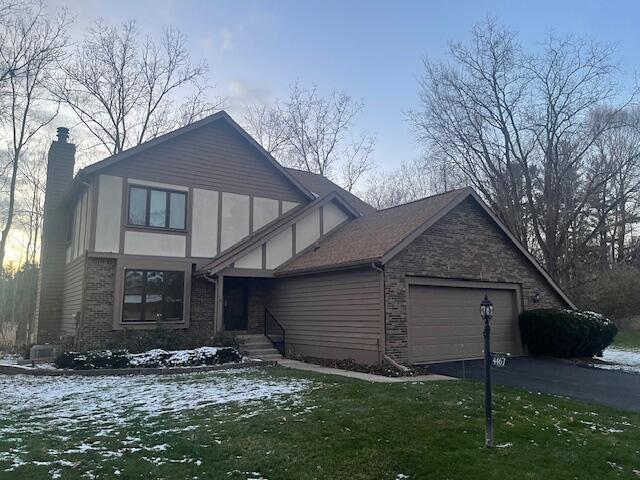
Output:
[52,0,640,170]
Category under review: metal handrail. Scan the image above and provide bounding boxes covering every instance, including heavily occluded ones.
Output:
[264,308,285,356]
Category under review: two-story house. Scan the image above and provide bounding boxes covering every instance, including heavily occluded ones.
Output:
[33,111,574,365]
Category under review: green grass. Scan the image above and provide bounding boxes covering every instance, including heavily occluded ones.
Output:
[614,330,640,350]
[1,367,639,479]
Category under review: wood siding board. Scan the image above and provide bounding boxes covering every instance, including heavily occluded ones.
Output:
[100,121,307,203]
[266,268,382,362]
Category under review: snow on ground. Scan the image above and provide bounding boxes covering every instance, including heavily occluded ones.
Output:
[0,368,311,437]
[0,368,315,476]
[594,347,640,374]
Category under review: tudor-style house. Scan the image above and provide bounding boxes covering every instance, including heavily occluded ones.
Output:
[33,111,574,365]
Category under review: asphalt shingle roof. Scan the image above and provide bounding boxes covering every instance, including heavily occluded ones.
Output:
[284,168,376,216]
[277,188,468,274]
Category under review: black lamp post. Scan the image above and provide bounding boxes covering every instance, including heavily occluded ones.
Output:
[480,293,494,448]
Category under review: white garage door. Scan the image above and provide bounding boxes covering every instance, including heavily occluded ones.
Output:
[408,283,523,364]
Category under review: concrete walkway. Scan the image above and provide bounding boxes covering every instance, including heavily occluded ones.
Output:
[278,359,455,383]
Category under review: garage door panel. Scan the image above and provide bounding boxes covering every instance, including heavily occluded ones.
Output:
[408,283,523,364]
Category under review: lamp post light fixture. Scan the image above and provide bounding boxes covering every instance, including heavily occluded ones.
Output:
[480,293,494,448]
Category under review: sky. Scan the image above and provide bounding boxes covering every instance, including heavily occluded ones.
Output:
[47,0,640,171]
[4,0,640,266]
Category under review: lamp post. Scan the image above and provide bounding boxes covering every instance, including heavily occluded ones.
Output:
[480,293,494,448]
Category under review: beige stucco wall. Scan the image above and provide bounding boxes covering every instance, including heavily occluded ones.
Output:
[94,175,122,253]
[253,196,279,230]
[266,227,293,269]
[123,230,186,257]
[323,201,349,233]
[191,188,219,257]
[221,192,250,251]
[295,208,320,253]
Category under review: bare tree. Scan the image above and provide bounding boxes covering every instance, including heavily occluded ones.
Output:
[242,102,290,157]
[242,82,376,190]
[410,18,638,283]
[0,3,69,268]
[340,133,375,192]
[55,20,220,156]
[364,154,463,209]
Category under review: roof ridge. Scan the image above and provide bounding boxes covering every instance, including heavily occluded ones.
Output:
[372,187,470,213]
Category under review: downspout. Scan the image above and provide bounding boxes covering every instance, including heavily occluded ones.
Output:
[371,261,410,372]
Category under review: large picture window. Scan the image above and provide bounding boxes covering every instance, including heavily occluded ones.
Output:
[122,269,185,322]
[128,186,187,230]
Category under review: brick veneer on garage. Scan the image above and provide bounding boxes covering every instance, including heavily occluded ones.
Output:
[384,198,567,364]
[77,257,216,350]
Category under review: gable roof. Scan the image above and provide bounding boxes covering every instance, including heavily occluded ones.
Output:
[277,187,576,309]
[284,168,376,216]
[66,111,315,202]
[277,187,467,274]
[195,191,360,276]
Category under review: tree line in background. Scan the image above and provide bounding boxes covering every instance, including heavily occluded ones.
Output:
[1,4,640,346]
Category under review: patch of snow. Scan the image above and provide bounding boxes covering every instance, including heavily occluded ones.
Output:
[594,347,640,374]
[129,346,220,367]
[0,368,311,437]
[496,442,513,448]
[396,474,410,479]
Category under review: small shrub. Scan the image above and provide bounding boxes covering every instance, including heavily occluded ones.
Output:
[54,349,131,369]
[519,309,617,357]
[215,347,242,364]
[54,346,243,370]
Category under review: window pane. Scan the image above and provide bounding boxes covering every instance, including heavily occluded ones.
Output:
[149,190,167,227]
[128,188,147,225]
[144,271,164,320]
[123,270,144,322]
[163,271,184,320]
[169,192,186,229]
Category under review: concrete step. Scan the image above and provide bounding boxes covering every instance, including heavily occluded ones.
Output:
[243,347,281,356]
[237,335,271,345]
[257,353,284,361]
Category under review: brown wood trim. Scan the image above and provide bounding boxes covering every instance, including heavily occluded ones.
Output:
[186,186,194,257]
[291,223,297,257]
[88,176,99,252]
[249,195,254,234]
[119,176,127,254]
[216,190,223,255]
[112,257,192,330]
[220,268,274,278]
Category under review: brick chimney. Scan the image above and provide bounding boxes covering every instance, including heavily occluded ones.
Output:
[32,127,76,344]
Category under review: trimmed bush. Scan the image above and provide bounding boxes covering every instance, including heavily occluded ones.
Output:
[53,346,243,370]
[519,309,617,358]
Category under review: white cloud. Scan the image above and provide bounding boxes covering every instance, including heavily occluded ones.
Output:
[220,28,234,51]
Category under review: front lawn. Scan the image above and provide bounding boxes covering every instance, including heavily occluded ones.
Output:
[1,367,639,479]
[614,330,640,350]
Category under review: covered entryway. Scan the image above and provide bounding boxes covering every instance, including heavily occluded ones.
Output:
[407,279,523,364]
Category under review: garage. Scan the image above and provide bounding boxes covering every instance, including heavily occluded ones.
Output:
[407,281,524,364]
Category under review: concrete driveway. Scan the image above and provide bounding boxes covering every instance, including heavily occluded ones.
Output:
[429,356,640,412]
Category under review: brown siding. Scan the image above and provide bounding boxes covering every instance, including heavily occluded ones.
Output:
[34,138,76,343]
[384,197,568,364]
[267,268,383,362]
[101,121,307,202]
[61,255,86,338]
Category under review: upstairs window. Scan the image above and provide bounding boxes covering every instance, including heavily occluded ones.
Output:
[122,269,185,322]
[128,186,187,230]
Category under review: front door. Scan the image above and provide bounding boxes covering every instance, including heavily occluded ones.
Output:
[223,277,248,330]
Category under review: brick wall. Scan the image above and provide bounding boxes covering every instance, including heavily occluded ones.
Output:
[77,257,216,350]
[78,257,117,349]
[384,197,569,364]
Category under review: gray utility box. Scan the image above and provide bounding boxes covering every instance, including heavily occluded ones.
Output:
[29,344,61,361]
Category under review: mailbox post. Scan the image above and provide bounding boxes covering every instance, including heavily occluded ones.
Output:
[480,294,494,448]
